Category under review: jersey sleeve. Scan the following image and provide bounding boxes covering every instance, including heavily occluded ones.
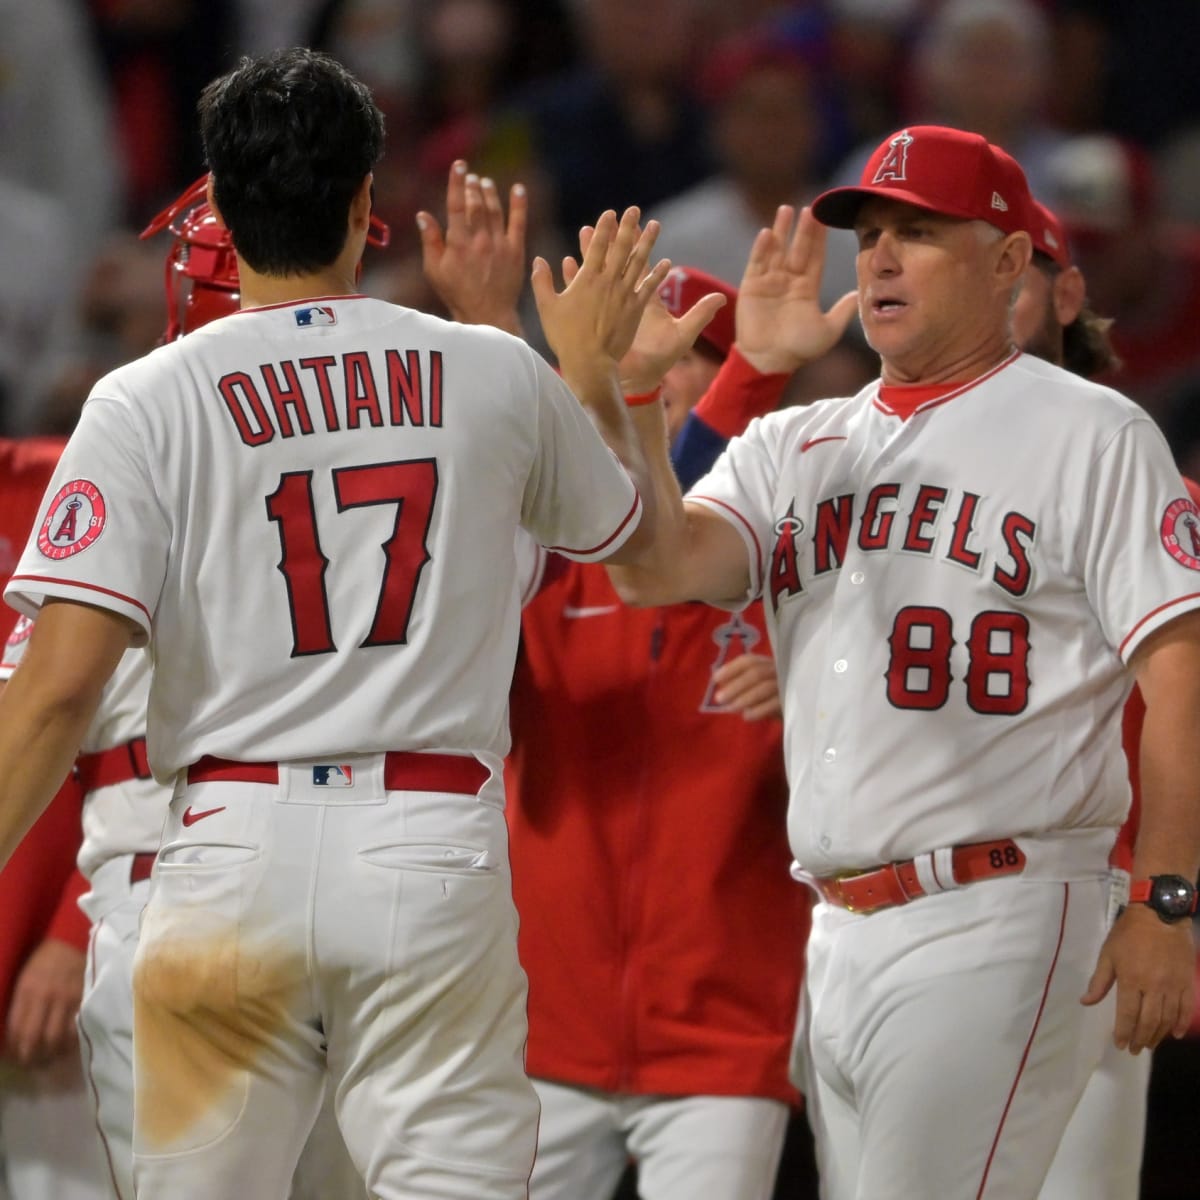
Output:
[1080,416,1200,661]
[520,353,642,562]
[3,398,170,644]
[685,416,779,608]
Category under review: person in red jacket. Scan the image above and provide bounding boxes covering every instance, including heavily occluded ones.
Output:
[419,167,857,1199]
[0,438,109,1199]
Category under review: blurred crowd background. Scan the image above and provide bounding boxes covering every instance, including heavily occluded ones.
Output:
[5,0,1200,464]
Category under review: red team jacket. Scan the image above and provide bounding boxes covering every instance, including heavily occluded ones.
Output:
[0,438,90,1041]
[506,562,808,1104]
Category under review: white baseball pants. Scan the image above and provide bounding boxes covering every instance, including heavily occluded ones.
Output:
[1038,1035,1151,1200]
[0,1053,110,1200]
[131,764,538,1199]
[79,853,363,1200]
[794,877,1112,1200]
[529,1079,789,1200]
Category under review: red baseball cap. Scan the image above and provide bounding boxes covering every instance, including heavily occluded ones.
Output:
[658,266,738,360]
[812,125,1033,236]
[1029,200,1071,269]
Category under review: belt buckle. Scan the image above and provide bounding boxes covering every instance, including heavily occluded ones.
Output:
[830,868,876,915]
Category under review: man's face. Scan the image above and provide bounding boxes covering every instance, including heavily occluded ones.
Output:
[853,198,1009,382]
[1011,259,1060,365]
[662,345,722,442]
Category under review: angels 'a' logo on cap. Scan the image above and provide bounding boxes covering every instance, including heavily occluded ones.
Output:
[872,130,914,184]
[37,480,107,560]
[1160,497,1200,570]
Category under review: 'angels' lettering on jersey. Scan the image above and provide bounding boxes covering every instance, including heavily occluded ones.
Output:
[219,348,444,448]
[768,480,1036,611]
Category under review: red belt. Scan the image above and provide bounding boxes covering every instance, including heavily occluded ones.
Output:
[76,738,152,792]
[814,839,1027,914]
[187,753,488,795]
[130,851,156,884]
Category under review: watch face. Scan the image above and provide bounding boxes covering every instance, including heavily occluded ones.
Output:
[1152,875,1197,921]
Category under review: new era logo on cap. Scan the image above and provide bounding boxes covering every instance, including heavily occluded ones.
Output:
[812,125,1033,238]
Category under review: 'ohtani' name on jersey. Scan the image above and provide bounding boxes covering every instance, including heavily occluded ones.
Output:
[768,481,1037,610]
[218,349,444,448]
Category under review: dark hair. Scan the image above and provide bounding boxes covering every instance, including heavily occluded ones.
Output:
[198,48,385,276]
[1062,306,1121,380]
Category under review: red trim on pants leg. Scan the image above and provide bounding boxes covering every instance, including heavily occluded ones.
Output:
[80,918,128,1200]
[975,883,1070,1199]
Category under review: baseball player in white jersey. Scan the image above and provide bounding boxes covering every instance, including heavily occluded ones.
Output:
[599,124,1200,1198]
[0,178,368,1200]
[0,48,688,1200]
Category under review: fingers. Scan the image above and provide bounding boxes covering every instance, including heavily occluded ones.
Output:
[414,211,446,268]
[784,206,821,276]
[463,171,484,232]
[712,655,783,719]
[506,182,529,254]
[1080,953,1115,1008]
[529,255,555,311]
[480,175,505,240]
[671,291,726,351]
[444,160,469,233]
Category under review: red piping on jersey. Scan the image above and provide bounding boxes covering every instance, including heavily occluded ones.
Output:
[975,883,1069,1198]
[7,575,151,624]
[688,495,763,582]
[229,293,370,316]
[873,349,1022,419]
[1119,592,1200,659]
[548,491,642,556]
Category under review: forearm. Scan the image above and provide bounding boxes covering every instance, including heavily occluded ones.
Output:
[1131,613,1200,881]
[606,400,706,601]
[1133,691,1200,881]
[0,676,101,869]
[558,358,658,559]
[0,601,131,869]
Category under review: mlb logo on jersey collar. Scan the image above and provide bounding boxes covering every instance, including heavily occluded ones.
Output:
[295,305,337,327]
[313,764,354,787]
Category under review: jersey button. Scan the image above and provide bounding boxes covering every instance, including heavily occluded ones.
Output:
[851,571,865,585]
[834,659,848,673]
[820,836,832,850]
[823,747,837,762]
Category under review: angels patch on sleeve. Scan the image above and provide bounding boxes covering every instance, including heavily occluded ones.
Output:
[1160,496,1200,570]
[37,480,107,559]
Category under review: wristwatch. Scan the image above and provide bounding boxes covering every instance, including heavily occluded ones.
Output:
[1128,875,1200,924]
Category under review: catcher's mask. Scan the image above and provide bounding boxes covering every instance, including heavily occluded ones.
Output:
[140,175,392,342]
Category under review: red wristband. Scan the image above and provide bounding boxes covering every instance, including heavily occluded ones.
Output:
[624,384,663,407]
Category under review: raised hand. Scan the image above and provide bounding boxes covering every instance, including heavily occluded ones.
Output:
[417,160,528,335]
[531,207,674,385]
[736,205,858,375]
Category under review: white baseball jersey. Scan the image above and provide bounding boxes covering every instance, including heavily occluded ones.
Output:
[689,351,1200,875]
[4,295,640,778]
[2,626,165,874]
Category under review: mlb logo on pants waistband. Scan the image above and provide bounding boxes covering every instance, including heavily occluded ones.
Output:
[313,764,354,787]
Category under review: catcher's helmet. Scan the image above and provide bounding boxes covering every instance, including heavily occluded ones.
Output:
[140,175,392,342]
